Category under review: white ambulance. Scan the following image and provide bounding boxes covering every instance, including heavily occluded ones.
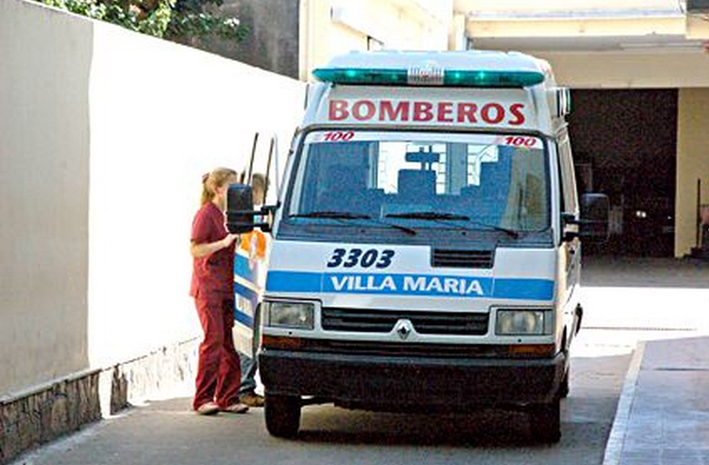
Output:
[227,50,609,443]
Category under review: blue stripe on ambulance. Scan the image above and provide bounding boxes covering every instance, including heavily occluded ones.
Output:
[234,252,259,285]
[265,271,554,301]
[233,253,260,327]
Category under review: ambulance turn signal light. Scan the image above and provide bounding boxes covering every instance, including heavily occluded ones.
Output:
[313,68,545,88]
[261,335,304,350]
[507,344,556,357]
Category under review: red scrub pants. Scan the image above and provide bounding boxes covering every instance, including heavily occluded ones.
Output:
[193,296,242,410]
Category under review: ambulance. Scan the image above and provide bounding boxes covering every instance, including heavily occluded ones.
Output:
[227,50,609,443]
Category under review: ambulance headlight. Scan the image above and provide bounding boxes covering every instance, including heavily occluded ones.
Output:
[264,301,315,330]
[496,309,552,336]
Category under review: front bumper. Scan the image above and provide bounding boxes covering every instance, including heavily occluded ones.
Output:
[259,345,565,410]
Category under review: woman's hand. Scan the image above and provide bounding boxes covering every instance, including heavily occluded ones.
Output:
[190,234,239,258]
[221,234,239,249]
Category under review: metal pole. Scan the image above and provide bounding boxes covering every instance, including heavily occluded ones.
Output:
[263,135,276,202]
[697,179,701,248]
[247,132,259,183]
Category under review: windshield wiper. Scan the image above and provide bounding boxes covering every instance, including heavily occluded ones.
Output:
[385,211,519,238]
[290,211,370,219]
[290,211,417,236]
[464,220,519,238]
[386,211,470,221]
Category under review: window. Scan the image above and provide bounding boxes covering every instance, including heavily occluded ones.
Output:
[287,131,550,232]
[557,132,578,214]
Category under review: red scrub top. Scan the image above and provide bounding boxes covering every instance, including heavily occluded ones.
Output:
[190,202,235,299]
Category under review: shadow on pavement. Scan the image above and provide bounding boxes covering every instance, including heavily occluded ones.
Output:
[582,256,709,289]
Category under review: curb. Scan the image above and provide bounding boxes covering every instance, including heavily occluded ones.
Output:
[601,340,646,465]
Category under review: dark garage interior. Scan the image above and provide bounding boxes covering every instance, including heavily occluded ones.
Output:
[567,89,677,257]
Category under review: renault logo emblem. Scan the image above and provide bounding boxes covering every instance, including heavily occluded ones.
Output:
[394,320,414,341]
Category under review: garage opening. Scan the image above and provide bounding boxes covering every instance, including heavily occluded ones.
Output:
[568,89,677,257]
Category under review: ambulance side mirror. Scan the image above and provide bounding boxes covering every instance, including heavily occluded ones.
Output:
[579,193,610,242]
[226,184,255,234]
[548,87,571,117]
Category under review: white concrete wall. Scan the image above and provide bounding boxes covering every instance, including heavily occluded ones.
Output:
[455,0,680,13]
[0,0,93,397]
[0,0,305,395]
[533,51,709,89]
[300,0,453,81]
[330,0,451,50]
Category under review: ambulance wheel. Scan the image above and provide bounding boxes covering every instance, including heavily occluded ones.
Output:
[559,337,570,398]
[264,394,301,439]
[528,398,561,443]
[559,367,570,398]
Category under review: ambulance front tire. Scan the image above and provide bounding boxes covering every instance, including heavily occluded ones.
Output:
[264,393,301,439]
[558,334,570,398]
[559,367,570,399]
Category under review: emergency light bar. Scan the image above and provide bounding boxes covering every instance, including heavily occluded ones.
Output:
[312,67,545,88]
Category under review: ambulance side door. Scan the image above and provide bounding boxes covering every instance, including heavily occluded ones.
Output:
[557,130,581,345]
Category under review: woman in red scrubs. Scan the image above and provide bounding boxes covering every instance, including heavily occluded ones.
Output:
[189,167,249,415]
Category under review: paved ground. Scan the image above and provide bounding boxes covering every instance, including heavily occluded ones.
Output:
[604,336,709,465]
[587,257,709,465]
[581,257,709,332]
[10,348,630,465]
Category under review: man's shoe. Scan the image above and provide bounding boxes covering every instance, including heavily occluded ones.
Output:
[196,401,220,415]
[239,392,265,407]
[220,402,249,414]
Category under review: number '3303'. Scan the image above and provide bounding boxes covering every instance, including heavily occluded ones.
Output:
[326,248,395,268]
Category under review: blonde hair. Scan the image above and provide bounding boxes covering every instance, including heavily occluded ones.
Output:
[201,167,238,206]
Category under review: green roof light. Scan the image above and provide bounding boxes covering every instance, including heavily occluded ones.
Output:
[444,70,543,87]
[313,67,544,88]
[313,68,408,85]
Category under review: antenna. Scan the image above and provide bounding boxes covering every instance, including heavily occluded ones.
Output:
[263,135,276,202]
[246,132,259,183]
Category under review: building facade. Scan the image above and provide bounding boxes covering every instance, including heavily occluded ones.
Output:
[457,0,709,258]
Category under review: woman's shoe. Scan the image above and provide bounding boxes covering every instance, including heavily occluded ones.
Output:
[239,392,265,407]
[196,401,220,415]
[220,402,249,414]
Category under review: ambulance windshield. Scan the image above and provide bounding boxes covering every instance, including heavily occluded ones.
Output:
[287,131,549,234]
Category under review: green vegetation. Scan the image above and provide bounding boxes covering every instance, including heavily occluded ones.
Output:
[36,0,247,43]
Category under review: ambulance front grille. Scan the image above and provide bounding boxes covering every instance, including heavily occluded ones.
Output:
[431,249,494,268]
[321,308,489,335]
[301,340,513,358]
